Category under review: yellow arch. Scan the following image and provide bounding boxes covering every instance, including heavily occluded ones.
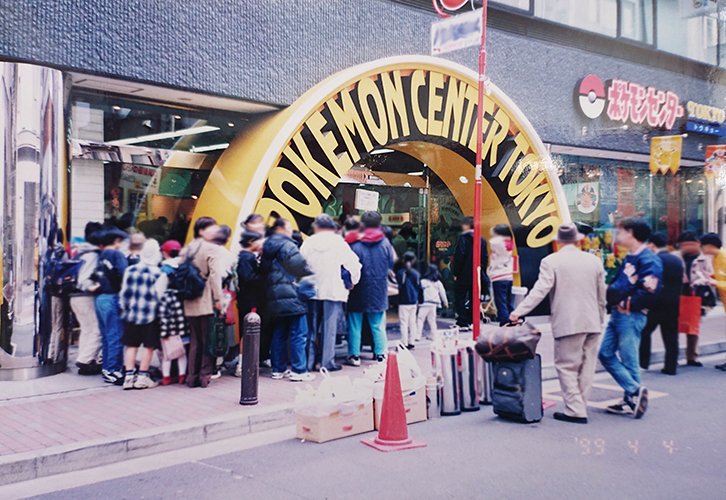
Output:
[193,56,570,248]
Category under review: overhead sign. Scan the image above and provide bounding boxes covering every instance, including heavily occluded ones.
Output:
[650,136,683,175]
[576,74,684,130]
[192,56,569,256]
[431,8,482,55]
[685,100,725,136]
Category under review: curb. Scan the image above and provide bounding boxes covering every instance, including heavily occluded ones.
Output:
[0,404,294,486]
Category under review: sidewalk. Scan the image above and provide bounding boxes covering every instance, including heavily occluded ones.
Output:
[1,310,724,485]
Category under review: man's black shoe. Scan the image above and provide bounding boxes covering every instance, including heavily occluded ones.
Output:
[324,364,342,372]
[553,412,588,424]
[77,361,102,375]
[715,362,726,371]
[687,360,704,367]
[660,369,676,376]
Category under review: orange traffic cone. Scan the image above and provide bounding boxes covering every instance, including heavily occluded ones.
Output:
[362,351,427,452]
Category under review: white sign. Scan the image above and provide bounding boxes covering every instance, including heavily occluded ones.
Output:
[431,8,482,55]
[354,189,380,212]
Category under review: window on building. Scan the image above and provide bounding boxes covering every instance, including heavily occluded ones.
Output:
[657,0,718,65]
[535,0,618,37]
[492,0,531,10]
[619,0,653,43]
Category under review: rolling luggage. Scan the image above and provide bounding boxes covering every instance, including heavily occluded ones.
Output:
[491,354,543,423]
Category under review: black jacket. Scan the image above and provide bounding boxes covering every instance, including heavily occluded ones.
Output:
[236,250,262,316]
[655,250,685,309]
[260,234,312,317]
[452,231,489,288]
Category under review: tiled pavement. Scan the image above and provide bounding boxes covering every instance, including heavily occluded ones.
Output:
[0,310,723,484]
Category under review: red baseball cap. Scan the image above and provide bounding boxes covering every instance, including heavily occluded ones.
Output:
[160,240,182,254]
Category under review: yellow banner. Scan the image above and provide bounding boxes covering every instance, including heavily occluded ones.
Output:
[650,135,682,175]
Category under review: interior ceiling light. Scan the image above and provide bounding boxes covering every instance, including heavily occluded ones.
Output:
[190,142,230,153]
[228,122,235,127]
[407,171,424,176]
[112,105,121,111]
[459,176,469,184]
[107,125,220,146]
[173,115,182,120]
[370,148,395,155]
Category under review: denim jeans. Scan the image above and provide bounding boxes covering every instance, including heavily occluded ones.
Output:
[598,310,647,396]
[271,314,309,374]
[492,280,513,325]
[308,300,344,370]
[95,293,124,373]
[347,311,387,356]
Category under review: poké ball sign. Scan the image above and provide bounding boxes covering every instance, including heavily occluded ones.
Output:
[194,57,569,249]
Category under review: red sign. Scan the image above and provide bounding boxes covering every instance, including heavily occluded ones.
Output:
[438,0,468,10]
[576,75,684,130]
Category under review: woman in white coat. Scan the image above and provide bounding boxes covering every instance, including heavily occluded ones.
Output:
[300,214,362,371]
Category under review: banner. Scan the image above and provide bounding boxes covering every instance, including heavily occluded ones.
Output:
[705,144,726,180]
[650,136,682,175]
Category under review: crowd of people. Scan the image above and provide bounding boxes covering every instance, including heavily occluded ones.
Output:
[63,210,465,389]
[57,210,725,406]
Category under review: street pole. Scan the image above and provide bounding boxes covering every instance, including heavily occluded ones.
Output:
[432,1,489,339]
[472,2,488,340]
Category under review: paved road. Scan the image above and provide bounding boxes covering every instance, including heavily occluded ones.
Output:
[30,359,726,500]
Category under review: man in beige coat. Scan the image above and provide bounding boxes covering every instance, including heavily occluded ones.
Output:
[510,224,606,424]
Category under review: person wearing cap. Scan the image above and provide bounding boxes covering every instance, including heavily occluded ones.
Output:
[600,218,662,419]
[158,239,189,385]
[699,233,726,370]
[119,239,164,390]
[91,226,130,385]
[676,231,714,367]
[639,233,684,375]
[301,214,362,371]
[510,223,606,424]
[127,233,147,266]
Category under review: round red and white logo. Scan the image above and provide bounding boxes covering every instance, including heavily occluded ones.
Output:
[436,0,469,11]
[577,74,606,119]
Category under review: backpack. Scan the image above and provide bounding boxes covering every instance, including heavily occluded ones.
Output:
[93,255,123,293]
[47,259,84,296]
[173,244,207,301]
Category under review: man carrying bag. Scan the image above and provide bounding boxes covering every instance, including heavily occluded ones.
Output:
[510,224,606,424]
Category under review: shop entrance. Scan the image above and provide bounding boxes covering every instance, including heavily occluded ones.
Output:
[193,56,570,297]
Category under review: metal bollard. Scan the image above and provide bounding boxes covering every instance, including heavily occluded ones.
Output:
[439,350,461,416]
[239,311,261,406]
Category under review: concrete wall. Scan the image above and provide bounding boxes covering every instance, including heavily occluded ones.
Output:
[2,0,724,160]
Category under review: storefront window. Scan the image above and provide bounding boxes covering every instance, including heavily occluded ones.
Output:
[535,0,618,37]
[69,90,251,241]
[620,0,653,43]
[555,153,706,280]
[657,0,718,65]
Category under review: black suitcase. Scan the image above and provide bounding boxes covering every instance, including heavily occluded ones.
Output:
[491,354,543,423]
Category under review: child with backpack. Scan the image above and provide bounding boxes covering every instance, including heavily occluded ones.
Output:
[395,251,421,350]
[119,239,164,390]
[488,224,515,325]
[417,265,449,341]
[91,227,129,385]
[157,240,189,385]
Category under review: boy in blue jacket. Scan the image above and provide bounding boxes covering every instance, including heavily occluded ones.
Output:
[599,218,662,419]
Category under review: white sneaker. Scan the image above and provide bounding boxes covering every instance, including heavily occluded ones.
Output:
[122,373,136,390]
[234,362,242,378]
[133,374,158,389]
[271,369,291,380]
[289,372,315,382]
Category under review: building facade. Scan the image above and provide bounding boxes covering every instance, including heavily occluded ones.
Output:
[1,0,724,377]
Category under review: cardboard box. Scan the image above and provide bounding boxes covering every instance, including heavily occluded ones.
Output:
[373,386,427,430]
[296,400,374,443]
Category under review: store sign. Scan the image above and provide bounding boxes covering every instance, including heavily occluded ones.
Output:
[576,74,684,130]
[705,145,726,184]
[431,8,481,55]
[685,101,725,136]
[120,164,159,194]
[649,136,683,175]
[193,56,569,257]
